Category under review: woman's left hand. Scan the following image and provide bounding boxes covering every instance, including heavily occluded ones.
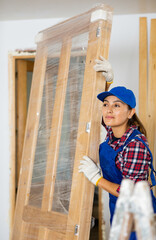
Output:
[94,56,114,83]
[79,156,102,186]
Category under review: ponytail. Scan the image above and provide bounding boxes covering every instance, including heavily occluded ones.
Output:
[128,112,147,137]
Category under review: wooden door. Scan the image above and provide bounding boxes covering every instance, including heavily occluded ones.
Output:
[16,59,34,185]
[12,5,113,240]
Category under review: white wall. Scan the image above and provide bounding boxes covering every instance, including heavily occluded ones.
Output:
[0,12,156,240]
[109,13,156,112]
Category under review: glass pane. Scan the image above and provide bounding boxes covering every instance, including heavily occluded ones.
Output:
[52,33,88,214]
[29,43,61,208]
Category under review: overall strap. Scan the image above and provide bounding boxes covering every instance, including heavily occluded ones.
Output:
[135,136,156,187]
[124,129,141,146]
[115,129,141,154]
[105,137,109,144]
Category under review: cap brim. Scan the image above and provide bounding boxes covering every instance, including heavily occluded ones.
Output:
[97,92,113,102]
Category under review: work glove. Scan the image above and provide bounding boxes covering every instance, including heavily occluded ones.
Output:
[79,156,102,186]
[94,56,114,83]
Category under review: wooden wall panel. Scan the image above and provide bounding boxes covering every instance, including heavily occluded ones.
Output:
[147,19,156,192]
[139,18,148,130]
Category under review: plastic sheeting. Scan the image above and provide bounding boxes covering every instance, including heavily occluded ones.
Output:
[12,4,113,240]
[28,36,87,212]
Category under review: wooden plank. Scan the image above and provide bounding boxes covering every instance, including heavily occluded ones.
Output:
[77,17,112,240]
[139,17,148,130]
[37,38,72,240]
[65,15,112,240]
[147,19,156,195]
[11,54,35,59]
[12,44,47,240]
[23,205,67,233]
[98,17,113,238]
[16,60,27,185]
[147,19,156,154]
[8,54,16,240]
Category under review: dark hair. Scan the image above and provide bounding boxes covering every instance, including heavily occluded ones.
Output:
[128,107,147,137]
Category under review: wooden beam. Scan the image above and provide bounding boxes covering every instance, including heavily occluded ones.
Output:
[8,54,16,240]
[16,60,27,185]
[147,19,156,179]
[139,17,148,130]
[147,19,156,195]
[11,54,35,59]
[65,15,112,240]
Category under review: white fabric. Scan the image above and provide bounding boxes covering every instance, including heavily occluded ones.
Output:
[79,156,102,185]
[94,56,114,83]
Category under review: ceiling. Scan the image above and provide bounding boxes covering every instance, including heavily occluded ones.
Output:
[0,0,156,21]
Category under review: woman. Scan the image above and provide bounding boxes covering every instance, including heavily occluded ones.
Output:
[79,58,156,240]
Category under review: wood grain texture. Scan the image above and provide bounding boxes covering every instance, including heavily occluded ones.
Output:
[12,5,113,240]
[139,17,148,130]
[12,45,47,240]
[8,54,16,240]
[65,18,112,240]
[147,19,156,195]
[16,60,27,185]
[23,205,67,233]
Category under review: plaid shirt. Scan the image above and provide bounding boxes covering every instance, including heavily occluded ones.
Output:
[105,125,151,192]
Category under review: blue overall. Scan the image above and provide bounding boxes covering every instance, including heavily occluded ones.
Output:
[99,129,156,240]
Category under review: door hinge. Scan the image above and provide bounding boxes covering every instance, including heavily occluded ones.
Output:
[74,224,79,236]
[96,27,101,37]
[86,122,91,133]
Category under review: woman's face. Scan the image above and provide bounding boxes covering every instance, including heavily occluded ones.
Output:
[102,95,135,129]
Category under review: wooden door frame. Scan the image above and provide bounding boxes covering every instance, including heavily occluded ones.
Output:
[11,5,113,240]
[8,52,36,239]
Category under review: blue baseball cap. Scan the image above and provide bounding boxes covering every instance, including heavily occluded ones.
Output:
[97,86,136,108]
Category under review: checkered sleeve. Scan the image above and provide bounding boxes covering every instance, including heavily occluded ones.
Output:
[116,139,151,193]
[118,139,151,181]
